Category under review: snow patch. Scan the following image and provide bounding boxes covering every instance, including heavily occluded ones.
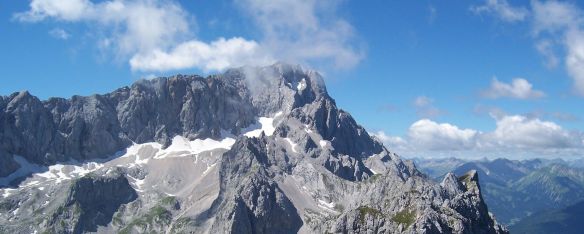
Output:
[2,188,17,198]
[0,156,46,187]
[284,138,298,153]
[297,78,307,91]
[319,140,330,148]
[202,163,216,176]
[35,162,104,184]
[244,112,283,138]
[317,199,335,209]
[129,175,146,193]
[154,136,235,159]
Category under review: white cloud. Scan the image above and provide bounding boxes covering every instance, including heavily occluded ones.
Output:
[481,77,545,99]
[373,114,584,158]
[471,0,584,96]
[414,96,432,107]
[407,119,479,151]
[531,0,584,96]
[129,37,272,72]
[535,39,559,68]
[49,28,70,40]
[472,0,584,96]
[16,0,190,56]
[565,29,584,95]
[470,0,528,22]
[14,0,92,22]
[15,0,363,72]
[532,0,582,34]
[373,131,408,152]
[238,0,364,69]
[486,114,581,149]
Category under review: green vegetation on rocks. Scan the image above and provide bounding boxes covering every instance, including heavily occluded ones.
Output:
[391,208,416,228]
[358,206,382,224]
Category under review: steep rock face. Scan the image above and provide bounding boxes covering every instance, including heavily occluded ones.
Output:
[0,74,258,172]
[47,169,138,234]
[0,63,507,234]
[0,91,57,166]
[0,149,19,177]
[209,135,303,234]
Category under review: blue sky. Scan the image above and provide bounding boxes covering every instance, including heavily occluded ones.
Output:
[1,0,583,159]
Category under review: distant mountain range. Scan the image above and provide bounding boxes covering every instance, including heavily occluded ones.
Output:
[510,199,584,234]
[414,157,584,227]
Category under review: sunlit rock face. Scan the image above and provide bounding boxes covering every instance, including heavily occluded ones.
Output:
[0,63,507,234]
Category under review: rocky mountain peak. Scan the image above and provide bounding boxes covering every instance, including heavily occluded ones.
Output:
[0,63,506,233]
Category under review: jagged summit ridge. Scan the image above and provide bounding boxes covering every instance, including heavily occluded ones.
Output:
[0,63,506,233]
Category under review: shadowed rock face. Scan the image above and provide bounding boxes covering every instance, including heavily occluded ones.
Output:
[0,63,507,234]
[47,169,138,234]
[0,74,257,170]
[213,135,303,234]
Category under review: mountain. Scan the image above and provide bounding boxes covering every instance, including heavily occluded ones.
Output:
[412,157,467,178]
[0,63,506,233]
[419,158,584,225]
[511,200,584,234]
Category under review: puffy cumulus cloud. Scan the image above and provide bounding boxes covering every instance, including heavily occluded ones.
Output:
[373,114,584,159]
[15,0,190,57]
[470,0,528,22]
[129,37,272,72]
[481,77,545,99]
[407,119,478,151]
[486,114,582,149]
[372,131,408,152]
[14,0,93,22]
[15,0,362,72]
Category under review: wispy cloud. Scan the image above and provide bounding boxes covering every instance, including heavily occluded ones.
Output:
[470,0,528,23]
[535,39,560,68]
[531,1,584,96]
[472,0,584,96]
[413,96,445,118]
[481,77,545,99]
[236,0,364,69]
[48,28,70,40]
[428,5,437,24]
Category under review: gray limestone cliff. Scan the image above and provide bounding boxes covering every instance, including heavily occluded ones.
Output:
[0,63,507,233]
